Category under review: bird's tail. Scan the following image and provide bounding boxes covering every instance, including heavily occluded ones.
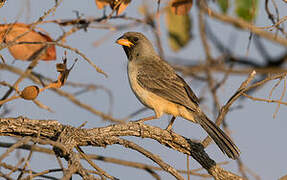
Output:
[195,112,240,159]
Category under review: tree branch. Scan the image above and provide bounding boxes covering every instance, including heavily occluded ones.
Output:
[0,117,243,179]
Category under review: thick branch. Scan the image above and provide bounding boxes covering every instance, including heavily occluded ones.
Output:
[0,117,243,179]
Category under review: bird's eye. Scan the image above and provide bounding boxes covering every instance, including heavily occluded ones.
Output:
[133,37,139,42]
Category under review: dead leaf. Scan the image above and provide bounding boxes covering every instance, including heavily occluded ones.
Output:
[55,57,77,87]
[0,0,6,8]
[95,0,131,15]
[114,0,131,15]
[95,0,110,9]
[0,23,56,61]
[42,56,77,90]
[170,0,193,15]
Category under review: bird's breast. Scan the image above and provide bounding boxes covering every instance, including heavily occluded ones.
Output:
[127,61,167,115]
[127,62,151,108]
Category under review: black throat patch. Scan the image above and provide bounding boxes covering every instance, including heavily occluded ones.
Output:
[123,46,133,60]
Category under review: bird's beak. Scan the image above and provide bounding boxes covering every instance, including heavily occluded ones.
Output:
[116,38,134,47]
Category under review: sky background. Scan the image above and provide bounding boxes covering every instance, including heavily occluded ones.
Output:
[0,0,287,179]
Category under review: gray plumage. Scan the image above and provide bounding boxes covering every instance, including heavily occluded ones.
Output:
[117,32,240,159]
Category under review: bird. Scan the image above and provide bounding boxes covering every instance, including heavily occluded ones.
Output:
[116,32,240,159]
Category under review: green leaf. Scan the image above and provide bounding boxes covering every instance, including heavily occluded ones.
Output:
[217,0,229,13]
[166,7,191,52]
[235,0,258,22]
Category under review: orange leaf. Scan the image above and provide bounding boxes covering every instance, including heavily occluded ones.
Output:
[42,56,77,91]
[109,0,131,15]
[95,0,110,9]
[0,23,56,61]
[95,0,131,15]
[170,0,193,15]
[116,0,131,15]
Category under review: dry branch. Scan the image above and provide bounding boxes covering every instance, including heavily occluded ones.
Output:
[0,117,243,180]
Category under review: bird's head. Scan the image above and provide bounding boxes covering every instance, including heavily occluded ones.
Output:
[116,32,156,60]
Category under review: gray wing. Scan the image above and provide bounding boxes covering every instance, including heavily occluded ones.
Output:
[136,57,199,111]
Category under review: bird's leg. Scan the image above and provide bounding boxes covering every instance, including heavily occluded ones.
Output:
[136,115,157,123]
[166,116,176,131]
